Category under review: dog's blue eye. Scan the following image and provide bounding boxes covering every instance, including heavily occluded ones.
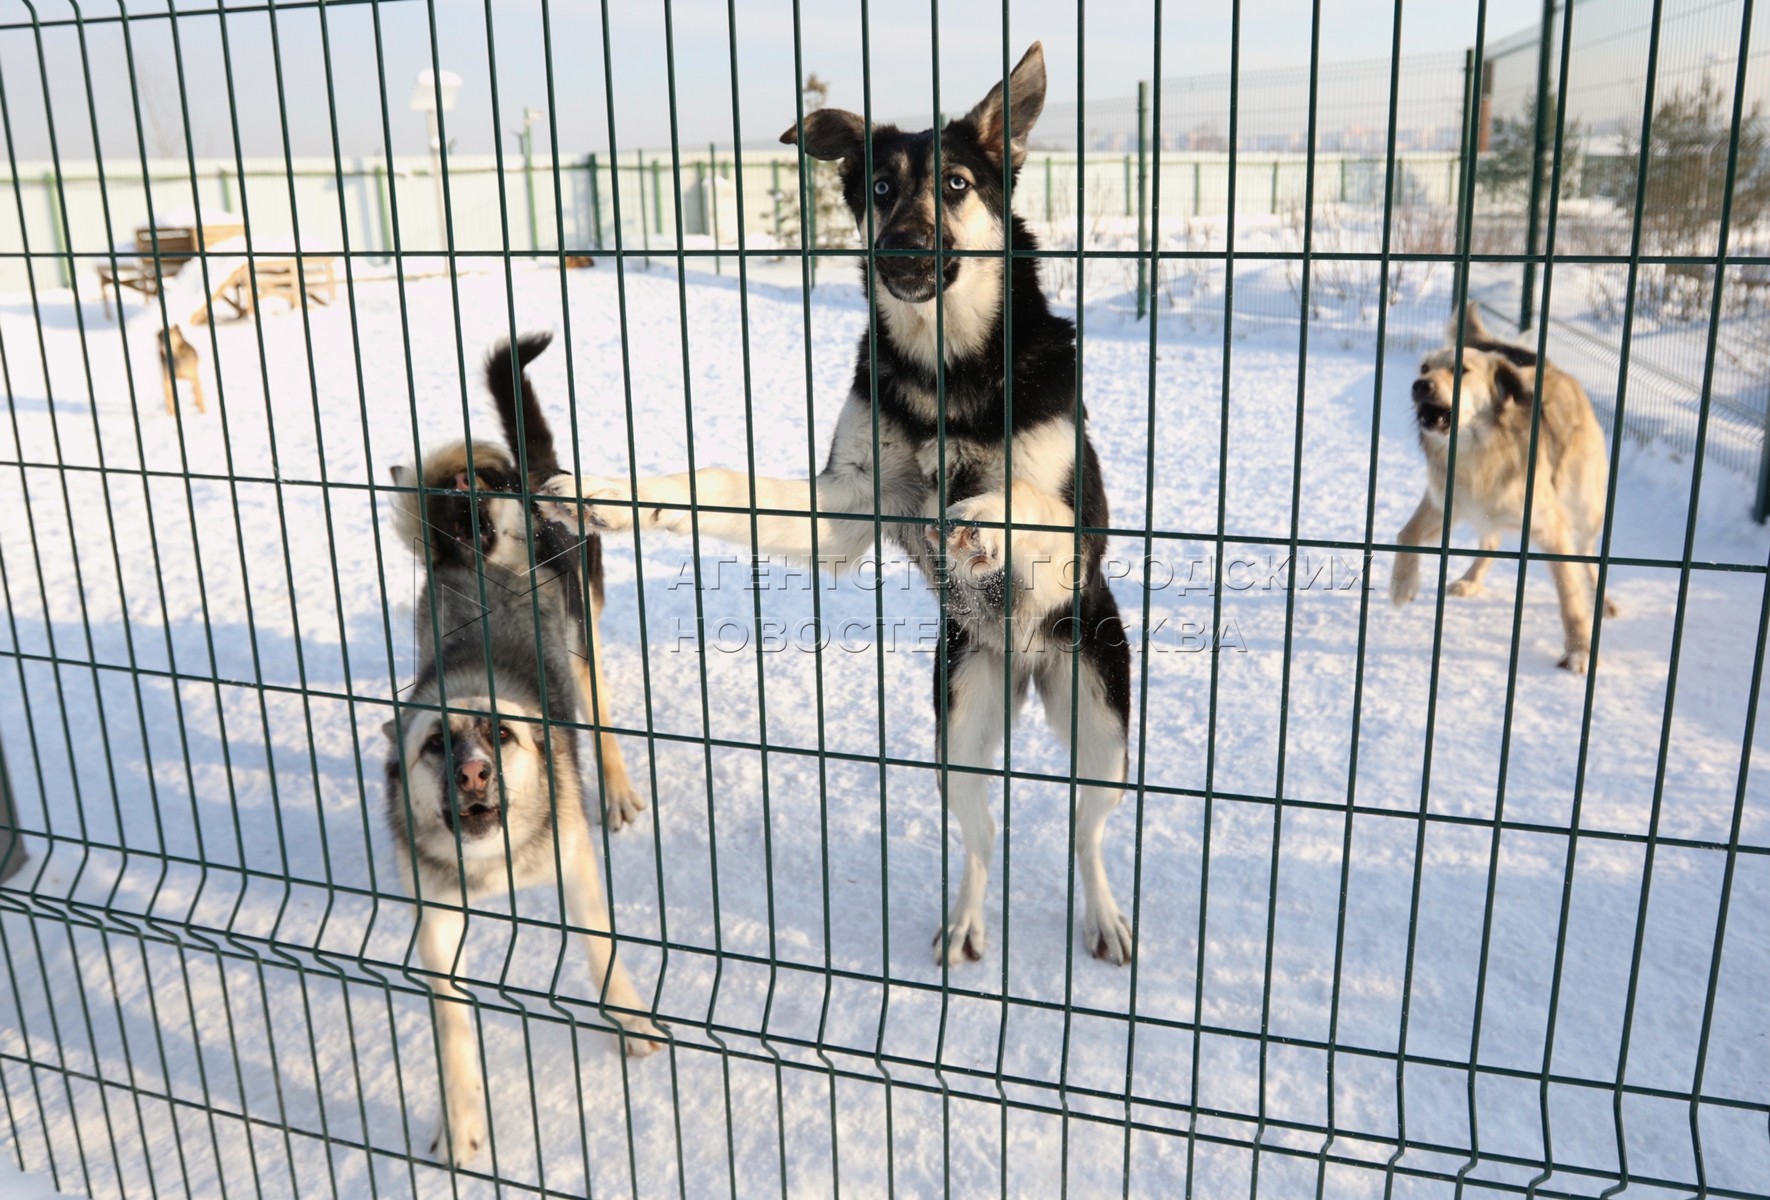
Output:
[873,180,890,195]
[947,175,968,192]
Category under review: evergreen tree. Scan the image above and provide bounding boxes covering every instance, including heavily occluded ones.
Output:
[1478,90,1583,203]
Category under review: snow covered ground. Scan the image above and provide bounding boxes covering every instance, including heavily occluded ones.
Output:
[0,254,1766,1198]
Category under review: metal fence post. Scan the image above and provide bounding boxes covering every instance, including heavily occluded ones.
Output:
[523,124,539,255]
[771,157,782,242]
[0,739,22,883]
[1193,160,1201,216]
[639,152,653,268]
[1123,153,1131,216]
[588,152,603,250]
[1521,0,1555,330]
[708,142,721,276]
[652,156,664,238]
[1457,48,1475,244]
[372,158,392,263]
[1137,80,1148,319]
[43,170,69,288]
[1758,418,1770,522]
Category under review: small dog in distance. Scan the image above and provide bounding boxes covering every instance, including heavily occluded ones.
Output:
[158,325,204,415]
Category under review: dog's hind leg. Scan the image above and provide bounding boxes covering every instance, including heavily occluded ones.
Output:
[1448,533,1501,597]
[561,831,665,1055]
[574,599,643,829]
[417,905,489,1167]
[1585,534,1619,618]
[931,632,1012,966]
[1037,600,1135,965]
[189,370,207,414]
[1538,515,1595,673]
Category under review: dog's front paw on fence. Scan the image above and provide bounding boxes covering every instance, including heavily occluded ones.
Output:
[938,499,1007,579]
[601,778,647,831]
[927,497,1017,616]
[539,474,639,532]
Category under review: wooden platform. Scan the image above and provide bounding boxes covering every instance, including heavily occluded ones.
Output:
[192,256,339,323]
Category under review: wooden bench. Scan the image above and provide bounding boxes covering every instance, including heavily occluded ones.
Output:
[96,220,248,319]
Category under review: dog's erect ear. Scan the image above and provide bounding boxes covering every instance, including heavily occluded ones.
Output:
[1447,299,1490,347]
[780,109,868,162]
[381,718,399,744]
[1493,360,1532,407]
[389,463,413,487]
[965,42,1047,169]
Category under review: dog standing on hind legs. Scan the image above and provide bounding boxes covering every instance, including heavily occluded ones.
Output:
[542,42,1137,966]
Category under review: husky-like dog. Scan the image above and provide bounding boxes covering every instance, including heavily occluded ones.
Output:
[543,43,1135,966]
[385,337,661,1167]
[1391,303,1614,672]
[392,333,644,829]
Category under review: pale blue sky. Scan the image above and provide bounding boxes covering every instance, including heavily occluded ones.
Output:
[0,0,1552,164]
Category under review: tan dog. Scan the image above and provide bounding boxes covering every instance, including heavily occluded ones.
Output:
[1390,304,1615,673]
[158,325,205,415]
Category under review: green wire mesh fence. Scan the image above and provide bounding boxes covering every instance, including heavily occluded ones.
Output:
[0,0,1767,1196]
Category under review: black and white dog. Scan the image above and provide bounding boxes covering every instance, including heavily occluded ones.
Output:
[543,43,1133,966]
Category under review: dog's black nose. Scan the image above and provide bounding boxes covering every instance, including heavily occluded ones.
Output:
[456,760,490,794]
[877,227,933,253]
[1411,378,1434,402]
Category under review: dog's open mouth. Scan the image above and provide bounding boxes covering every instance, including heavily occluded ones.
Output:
[444,797,504,839]
[1414,403,1452,433]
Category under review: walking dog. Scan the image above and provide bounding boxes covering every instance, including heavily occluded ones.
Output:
[542,43,1136,966]
[1391,303,1614,672]
[385,335,660,1166]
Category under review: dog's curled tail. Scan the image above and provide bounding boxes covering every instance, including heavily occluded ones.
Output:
[484,332,558,480]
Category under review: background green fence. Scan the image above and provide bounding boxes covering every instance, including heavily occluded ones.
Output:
[1,0,1768,1197]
